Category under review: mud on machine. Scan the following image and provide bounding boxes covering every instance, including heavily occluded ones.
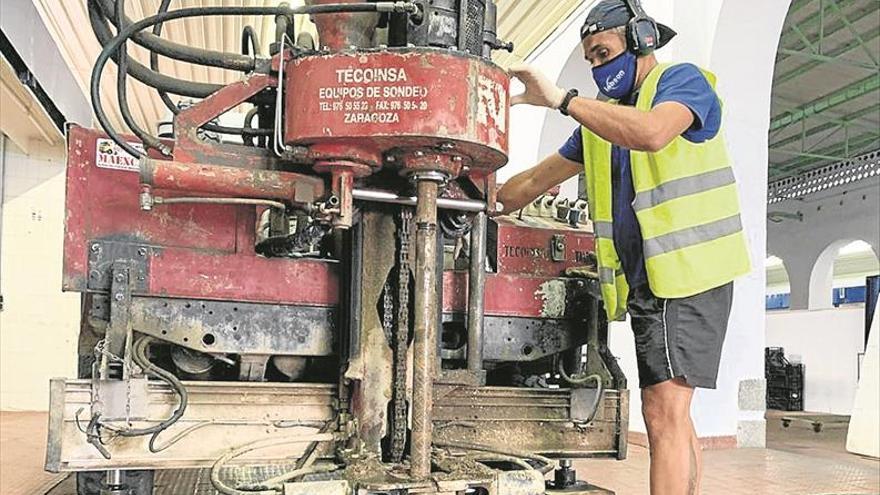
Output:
[47,1,629,494]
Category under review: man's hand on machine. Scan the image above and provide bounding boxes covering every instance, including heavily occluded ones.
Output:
[509,63,567,109]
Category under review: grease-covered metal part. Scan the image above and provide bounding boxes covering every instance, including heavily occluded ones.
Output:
[410,178,441,478]
[466,211,487,375]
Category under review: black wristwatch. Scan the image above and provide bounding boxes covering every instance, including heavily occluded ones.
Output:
[558,88,579,116]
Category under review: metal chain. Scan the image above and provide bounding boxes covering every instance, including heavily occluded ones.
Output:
[390,207,413,462]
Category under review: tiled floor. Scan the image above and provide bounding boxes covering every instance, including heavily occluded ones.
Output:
[580,444,879,494]
[2,411,878,495]
[0,412,66,495]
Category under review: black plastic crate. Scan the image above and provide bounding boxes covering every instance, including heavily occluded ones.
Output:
[765,347,804,411]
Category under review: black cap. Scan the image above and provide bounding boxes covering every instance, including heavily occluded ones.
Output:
[580,0,677,50]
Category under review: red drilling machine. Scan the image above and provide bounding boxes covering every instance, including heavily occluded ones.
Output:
[46,1,628,494]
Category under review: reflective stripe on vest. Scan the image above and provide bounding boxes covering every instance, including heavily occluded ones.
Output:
[593,221,614,239]
[631,167,737,213]
[582,62,751,314]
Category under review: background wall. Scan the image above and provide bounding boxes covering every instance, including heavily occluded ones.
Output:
[767,173,880,310]
[0,139,80,411]
[503,0,791,446]
[766,307,867,415]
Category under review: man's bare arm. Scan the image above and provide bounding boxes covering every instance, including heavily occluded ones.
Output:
[507,64,695,152]
[498,153,582,214]
[565,98,695,152]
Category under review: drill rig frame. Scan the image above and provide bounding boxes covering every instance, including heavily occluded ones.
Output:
[45,2,629,494]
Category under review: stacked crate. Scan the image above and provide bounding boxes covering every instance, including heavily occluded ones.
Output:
[765,347,805,411]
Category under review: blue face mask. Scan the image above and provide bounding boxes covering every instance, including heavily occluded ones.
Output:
[592,51,638,100]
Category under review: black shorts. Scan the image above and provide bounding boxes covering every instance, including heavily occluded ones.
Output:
[628,282,733,389]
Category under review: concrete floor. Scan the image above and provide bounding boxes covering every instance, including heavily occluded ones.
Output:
[1,410,878,495]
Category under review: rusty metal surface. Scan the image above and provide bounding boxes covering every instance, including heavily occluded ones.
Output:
[481,316,585,362]
[46,379,335,472]
[344,210,396,454]
[444,273,599,318]
[129,296,336,356]
[490,217,596,278]
[142,159,325,204]
[410,179,440,478]
[172,73,278,168]
[466,211,487,374]
[285,49,510,172]
[307,0,380,51]
[63,126,337,307]
[433,386,629,458]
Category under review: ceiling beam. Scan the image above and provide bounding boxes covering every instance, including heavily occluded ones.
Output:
[777,2,878,63]
[775,26,880,86]
[776,48,878,71]
[770,103,880,150]
[770,149,848,162]
[771,133,880,178]
[825,0,879,66]
[769,73,880,132]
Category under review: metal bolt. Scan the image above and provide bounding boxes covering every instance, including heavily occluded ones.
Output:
[413,150,425,158]
[452,156,463,162]
[115,273,125,282]
[90,243,101,253]
[386,155,397,163]
[137,275,145,281]
[576,280,585,288]
[439,142,455,150]
[114,293,124,301]
[137,248,147,257]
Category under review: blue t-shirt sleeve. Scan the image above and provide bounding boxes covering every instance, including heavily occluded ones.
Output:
[652,63,721,143]
[558,126,584,164]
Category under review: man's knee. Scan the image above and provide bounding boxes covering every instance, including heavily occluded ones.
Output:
[642,378,693,436]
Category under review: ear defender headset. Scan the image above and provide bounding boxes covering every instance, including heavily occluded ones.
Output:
[623,0,660,55]
[580,0,670,56]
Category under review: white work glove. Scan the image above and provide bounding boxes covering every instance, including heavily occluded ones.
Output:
[509,63,567,109]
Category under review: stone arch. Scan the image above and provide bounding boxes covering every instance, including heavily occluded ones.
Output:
[765,253,791,294]
[809,239,880,310]
[809,239,856,310]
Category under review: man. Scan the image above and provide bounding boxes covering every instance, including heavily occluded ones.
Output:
[499,1,751,493]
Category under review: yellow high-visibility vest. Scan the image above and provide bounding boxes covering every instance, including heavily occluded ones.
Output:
[581,63,751,320]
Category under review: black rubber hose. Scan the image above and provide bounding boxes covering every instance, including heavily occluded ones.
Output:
[92,4,417,156]
[115,336,188,440]
[88,0,223,99]
[242,25,261,57]
[149,0,179,115]
[116,0,168,154]
[96,0,256,72]
[148,1,272,139]
[92,6,287,156]
[96,0,414,70]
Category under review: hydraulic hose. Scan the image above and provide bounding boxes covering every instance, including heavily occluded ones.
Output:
[147,1,272,139]
[111,336,188,451]
[558,359,604,424]
[88,0,224,99]
[434,441,556,475]
[92,4,417,156]
[96,0,257,72]
[116,0,169,155]
[242,25,261,57]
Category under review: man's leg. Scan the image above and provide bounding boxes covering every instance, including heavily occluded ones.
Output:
[690,418,703,494]
[642,377,699,495]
